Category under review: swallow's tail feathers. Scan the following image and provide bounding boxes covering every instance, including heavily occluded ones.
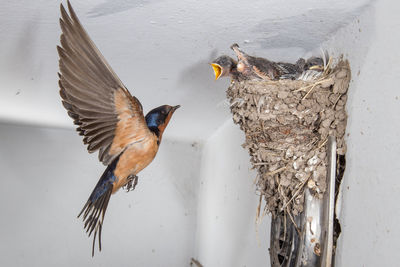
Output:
[78,186,112,257]
[78,157,119,256]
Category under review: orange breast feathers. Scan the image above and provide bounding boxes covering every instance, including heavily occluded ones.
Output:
[110,88,149,156]
[112,134,159,193]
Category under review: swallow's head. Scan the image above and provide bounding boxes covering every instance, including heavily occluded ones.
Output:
[145,105,180,140]
[210,55,237,80]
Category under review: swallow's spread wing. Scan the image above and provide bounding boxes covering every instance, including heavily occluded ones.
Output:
[58,1,151,165]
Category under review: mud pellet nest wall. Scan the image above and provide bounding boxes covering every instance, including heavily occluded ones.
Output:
[227,60,351,216]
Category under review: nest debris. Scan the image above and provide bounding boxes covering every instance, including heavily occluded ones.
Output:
[227,59,351,216]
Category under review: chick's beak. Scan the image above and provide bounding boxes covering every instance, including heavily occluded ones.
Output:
[211,63,222,80]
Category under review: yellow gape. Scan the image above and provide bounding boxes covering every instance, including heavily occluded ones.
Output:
[211,63,222,80]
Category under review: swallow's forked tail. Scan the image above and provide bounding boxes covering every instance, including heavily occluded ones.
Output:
[78,157,119,256]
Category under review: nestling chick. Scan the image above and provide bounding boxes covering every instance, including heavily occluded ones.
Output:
[231,43,301,80]
[210,55,238,80]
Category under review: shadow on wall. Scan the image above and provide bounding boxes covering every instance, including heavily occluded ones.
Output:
[177,49,219,90]
[160,139,202,212]
[253,4,373,51]
[176,49,230,114]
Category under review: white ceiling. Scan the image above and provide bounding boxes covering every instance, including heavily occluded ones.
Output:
[0,0,370,141]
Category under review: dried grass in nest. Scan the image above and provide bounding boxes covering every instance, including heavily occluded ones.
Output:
[227,59,351,217]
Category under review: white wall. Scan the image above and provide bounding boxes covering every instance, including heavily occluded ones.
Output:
[195,120,270,266]
[0,123,201,267]
[331,1,400,266]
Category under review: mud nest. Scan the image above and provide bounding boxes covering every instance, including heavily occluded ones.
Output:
[227,59,351,216]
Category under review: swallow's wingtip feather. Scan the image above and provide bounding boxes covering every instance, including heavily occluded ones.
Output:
[60,2,65,13]
[67,0,80,25]
[56,45,63,56]
[67,0,73,13]
[60,2,70,23]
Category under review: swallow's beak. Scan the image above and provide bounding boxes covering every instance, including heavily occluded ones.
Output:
[211,63,222,80]
[171,105,180,112]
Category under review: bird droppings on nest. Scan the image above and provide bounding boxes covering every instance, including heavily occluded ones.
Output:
[226,58,351,217]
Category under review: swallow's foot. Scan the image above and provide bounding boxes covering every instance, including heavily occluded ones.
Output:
[125,175,138,192]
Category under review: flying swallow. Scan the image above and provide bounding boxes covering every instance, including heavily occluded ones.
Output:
[211,44,326,81]
[57,1,180,256]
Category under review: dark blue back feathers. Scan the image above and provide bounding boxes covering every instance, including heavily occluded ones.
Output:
[89,156,118,202]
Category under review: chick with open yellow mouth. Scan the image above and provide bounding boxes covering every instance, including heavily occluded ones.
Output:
[210,55,240,80]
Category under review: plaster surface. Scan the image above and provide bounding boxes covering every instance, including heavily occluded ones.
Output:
[1,0,400,266]
[0,0,370,141]
[0,123,201,266]
[195,120,270,267]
